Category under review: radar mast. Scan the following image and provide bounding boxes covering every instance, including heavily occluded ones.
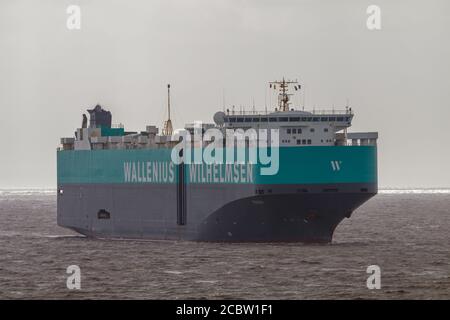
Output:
[269,78,301,112]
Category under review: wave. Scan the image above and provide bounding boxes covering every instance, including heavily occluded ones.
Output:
[379,189,450,194]
[0,231,83,239]
[1,188,449,196]
[0,189,56,196]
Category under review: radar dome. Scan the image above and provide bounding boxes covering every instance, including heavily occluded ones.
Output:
[213,111,226,126]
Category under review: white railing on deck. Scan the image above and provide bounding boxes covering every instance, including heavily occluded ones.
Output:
[224,108,353,116]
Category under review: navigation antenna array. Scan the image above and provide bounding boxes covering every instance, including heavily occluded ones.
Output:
[269,78,301,112]
[162,84,173,136]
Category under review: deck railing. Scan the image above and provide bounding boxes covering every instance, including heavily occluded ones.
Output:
[225,108,353,116]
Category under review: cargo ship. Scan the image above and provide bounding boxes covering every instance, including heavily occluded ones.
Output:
[57,79,378,242]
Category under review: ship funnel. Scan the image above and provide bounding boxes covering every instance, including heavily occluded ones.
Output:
[87,104,112,128]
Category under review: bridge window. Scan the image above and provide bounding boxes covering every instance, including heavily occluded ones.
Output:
[269,117,278,122]
[289,117,300,122]
[252,118,260,122]
[312,117,319,122]
[321,117,328,121]
[236,118,244,122]
[336,117,344,121]
[329,117,336,121]
[229,118,236,123]
[279,117,288,122]
[260,117,268,122]
[245,117,252,122]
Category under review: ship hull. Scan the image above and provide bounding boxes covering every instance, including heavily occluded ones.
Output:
[57,182,376,243]
[57,146,377,243]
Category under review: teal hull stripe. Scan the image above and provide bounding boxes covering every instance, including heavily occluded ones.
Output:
[57,146,377,185]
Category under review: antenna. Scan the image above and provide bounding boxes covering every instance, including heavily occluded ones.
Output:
[162,84,173,136]
[222,89,225,112]
[264,87,267,114]
[168,84,171,120]
[302,85,306,111]
[269,77,300,112]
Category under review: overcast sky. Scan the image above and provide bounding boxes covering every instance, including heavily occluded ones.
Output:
[0,0,449,188]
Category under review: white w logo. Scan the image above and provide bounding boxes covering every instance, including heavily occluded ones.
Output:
[331,160,341,171]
